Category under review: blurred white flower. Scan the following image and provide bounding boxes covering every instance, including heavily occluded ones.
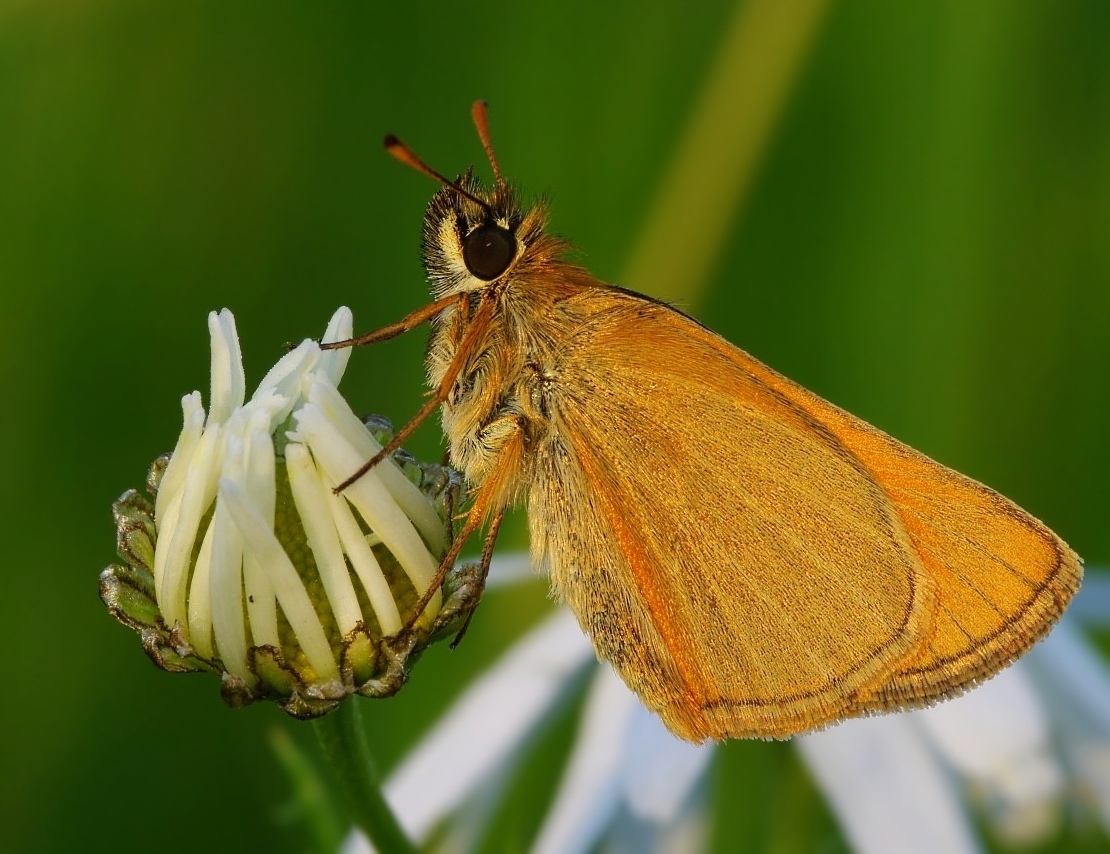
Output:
[344,568,1110,853]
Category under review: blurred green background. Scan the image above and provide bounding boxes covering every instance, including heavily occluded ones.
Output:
[2,1,1108,851]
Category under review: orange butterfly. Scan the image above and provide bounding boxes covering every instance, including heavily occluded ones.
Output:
[329,103,1081,741]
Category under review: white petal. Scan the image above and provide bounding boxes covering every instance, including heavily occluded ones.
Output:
[1025,619,1110,829]
[186,520,217,658]
[915,666,1062,843]
[244,411,278,502]
[797,716,981,854]
[622,703,713,823]
[286,443,365,635]
[247,389,295,436]
[207,309,245,425]
[254,339,319,409]
[326,487,402,636]
[1028,619,1110,733]
[209,496,248,679]
[339,831,371,854]
[153,490,184,594]
[294,400,441,616]
[485,552,538,589]
[384,609,595,842]
[219,476,339,681]
[240,428,280,649]
[156,424,223,628]
[533,666,639,854]
[317,306,354,385]
[1070,568,1110,627]
[155,391,206,525]
[302,379,446,555]
[603,792,709,854]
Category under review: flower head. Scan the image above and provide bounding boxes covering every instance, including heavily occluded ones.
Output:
[101,308,483,717]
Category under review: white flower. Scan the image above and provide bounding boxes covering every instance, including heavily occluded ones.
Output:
[103,307,478,717]
[343,566,1110,853]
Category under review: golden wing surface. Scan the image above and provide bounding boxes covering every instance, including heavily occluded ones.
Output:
[728,337,1082,712]
[529,289,1079,741]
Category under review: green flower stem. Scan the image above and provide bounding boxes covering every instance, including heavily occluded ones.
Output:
[312,699,416,854]
[269,726,346,852]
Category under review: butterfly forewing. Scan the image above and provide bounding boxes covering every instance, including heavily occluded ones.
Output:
[528,289,940,739]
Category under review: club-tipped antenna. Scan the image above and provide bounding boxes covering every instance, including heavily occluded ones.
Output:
[470,100,504,187]
[384,133,492,213]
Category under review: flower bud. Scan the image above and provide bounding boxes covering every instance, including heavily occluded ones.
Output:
[100,308,485,717]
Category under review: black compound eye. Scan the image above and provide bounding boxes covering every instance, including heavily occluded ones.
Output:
[462,223,515,280]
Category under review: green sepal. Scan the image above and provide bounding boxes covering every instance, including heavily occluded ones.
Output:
[99,563,160,631]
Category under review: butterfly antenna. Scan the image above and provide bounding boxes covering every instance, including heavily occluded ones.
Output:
[384,133,492,213]
[470,100,504,188]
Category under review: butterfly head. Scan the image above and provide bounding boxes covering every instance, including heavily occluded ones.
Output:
[386,102,565,300]
[419,169,529,298]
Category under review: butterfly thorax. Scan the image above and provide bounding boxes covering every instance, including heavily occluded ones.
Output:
[419,175,606,498]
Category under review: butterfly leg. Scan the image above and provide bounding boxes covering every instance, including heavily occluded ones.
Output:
[402,416,526,631]
[333,294,498,493]
[449,507,506,649]
[320,292,464,350]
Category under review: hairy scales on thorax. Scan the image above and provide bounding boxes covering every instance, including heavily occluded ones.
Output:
[420,174,597,496]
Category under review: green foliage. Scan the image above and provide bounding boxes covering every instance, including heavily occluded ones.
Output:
[2,1,1107,851]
